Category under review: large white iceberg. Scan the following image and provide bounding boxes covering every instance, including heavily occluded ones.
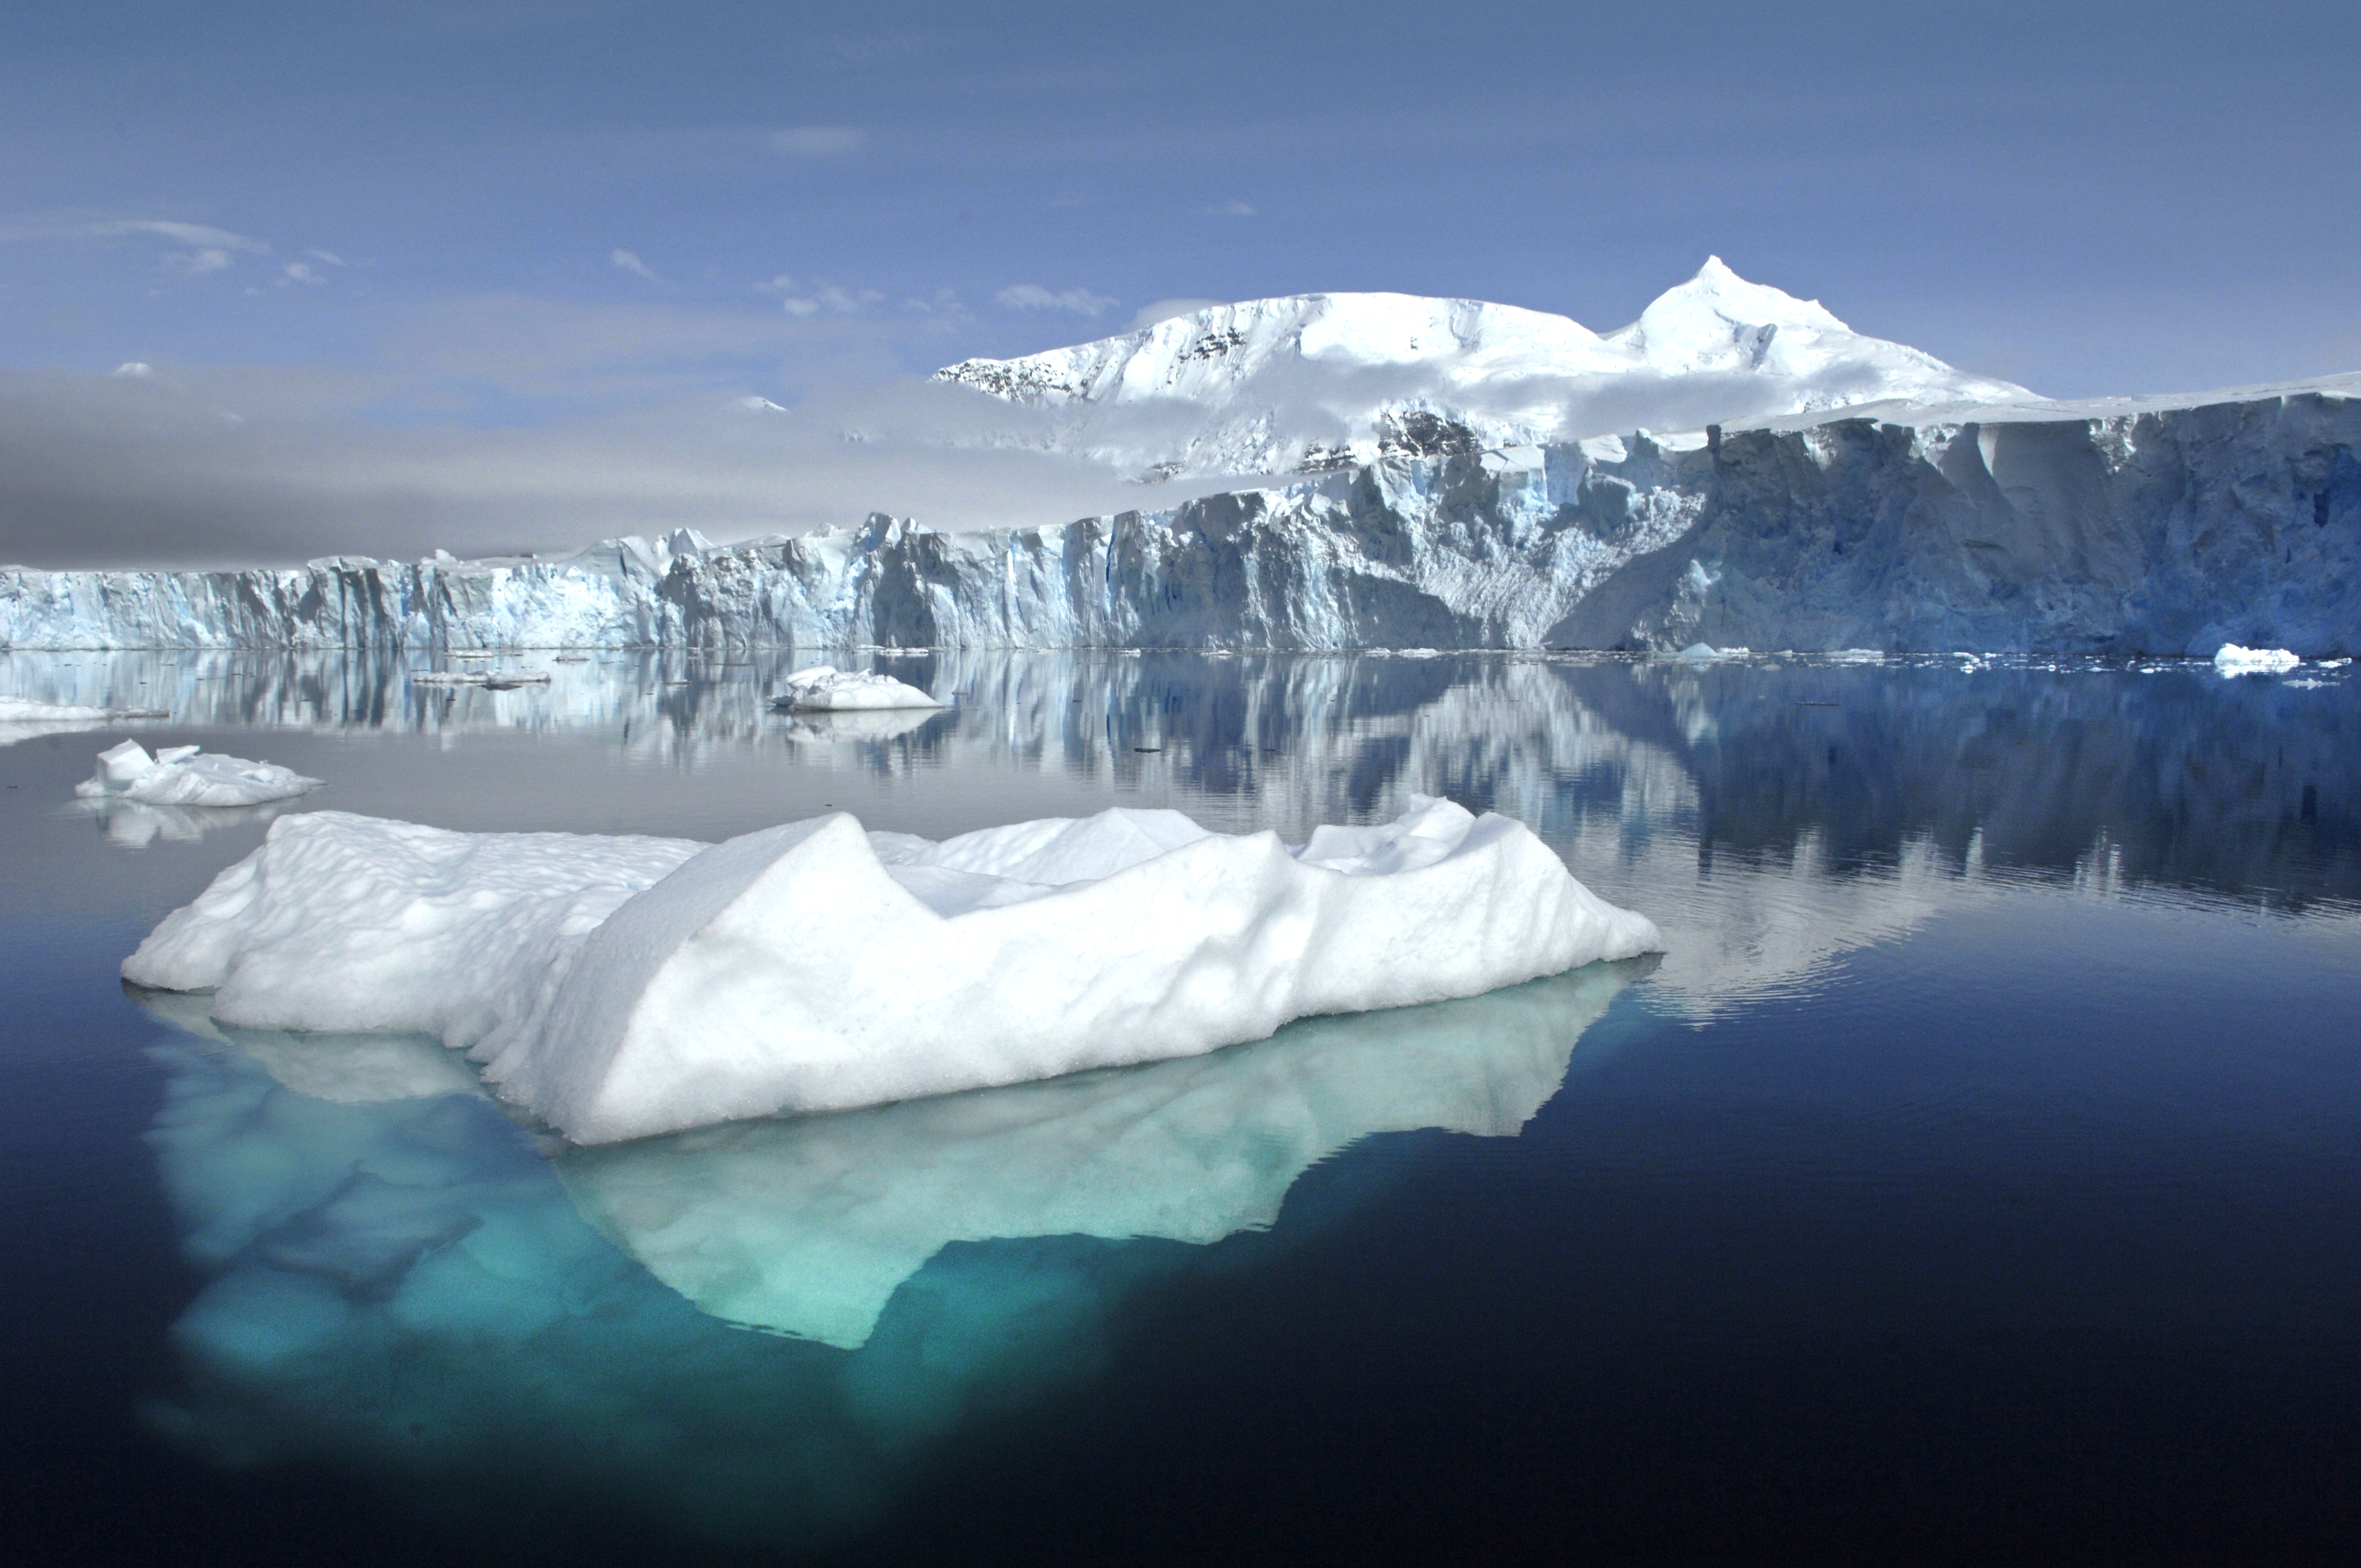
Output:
[2213,643,2302,675]
[771,665,943,711]
[74,739,320,807]
[124,798,1660,1144]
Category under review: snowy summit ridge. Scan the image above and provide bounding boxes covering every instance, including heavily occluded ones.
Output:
[935,258,2033,479]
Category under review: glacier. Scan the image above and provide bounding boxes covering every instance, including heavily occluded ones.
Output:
[6,377,2355,656]
[124,799,1661,1144]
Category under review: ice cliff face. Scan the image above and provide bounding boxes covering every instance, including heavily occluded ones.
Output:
[934,258,2032,479]
[4,383,2356,655]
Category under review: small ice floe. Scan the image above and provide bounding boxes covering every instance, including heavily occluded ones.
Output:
[0,695,168,746]
[1825,648,1884,663]
[2213,644,2302,675]
[412,670,549,687]
[769,665,943,711]
[75,739,319,808]
[481,673,551,690]
[123,796,1662,1146]
[552,654,591,663]
[2318,658,2352,669]
[1672,643,1748,662]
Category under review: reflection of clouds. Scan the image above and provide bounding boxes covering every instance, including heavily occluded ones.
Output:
[559,964,1638,1348]
[133,959,1636,1542]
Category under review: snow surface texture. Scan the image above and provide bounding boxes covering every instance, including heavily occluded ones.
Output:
[124,799,1661,1144]
[5,386,2357,656]
[935,259,2032,481]
[73,739,319,807]
[773,665,943,711]
[2214,644,2302,674]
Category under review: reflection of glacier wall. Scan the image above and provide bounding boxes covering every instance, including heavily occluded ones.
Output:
[559,965,1636,1348]
[6,386,2357,654]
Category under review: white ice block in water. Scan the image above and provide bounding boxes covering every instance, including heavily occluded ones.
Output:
[124,798,1660,1145]
[556,960,1639,1347]
[771,665,943,711]
[2213,643,2302,674]
[486,795,1661,1142]
[74,739,320,808]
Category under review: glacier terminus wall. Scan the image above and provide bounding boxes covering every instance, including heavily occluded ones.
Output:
[4,388,2355,655]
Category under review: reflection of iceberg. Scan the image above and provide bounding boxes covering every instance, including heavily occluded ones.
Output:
[773,706,944,744]
[75,795,301,847]
[559,961,1641,1347]
[134,987,483,1103]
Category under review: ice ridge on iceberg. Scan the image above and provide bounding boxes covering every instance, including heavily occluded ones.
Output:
[771,664,943,711]
[123,799,1662,1144]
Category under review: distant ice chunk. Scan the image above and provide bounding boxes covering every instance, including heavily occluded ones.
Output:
[771,665,944,711]
[0,694,166,746]
[2213,643,2301,674]
[74,739,320,808]
[126,799,1662,1145]
[1672,643,1749,662]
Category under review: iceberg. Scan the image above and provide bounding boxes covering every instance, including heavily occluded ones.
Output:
[2213,643,2302,674]
[771,664,943,711]
[123,798,1661,1144]
[556,961,1639,1348]
[73,739,320,807]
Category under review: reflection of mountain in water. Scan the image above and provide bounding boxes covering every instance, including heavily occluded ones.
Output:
[558,964,1637,1348]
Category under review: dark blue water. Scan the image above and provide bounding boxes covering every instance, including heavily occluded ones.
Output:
[2,650,2356,1565]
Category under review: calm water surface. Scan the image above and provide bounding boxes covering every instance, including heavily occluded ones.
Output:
[2,649,2356,1565]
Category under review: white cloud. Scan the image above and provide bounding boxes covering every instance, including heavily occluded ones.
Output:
[995,284,1119,319]
[162,247,238,276]
[112,362,154,378]
[1202,200,1257,217]
[611,247,659,281]
[304,248,346,266]
[766,126,866,157]
[280,260,328,286]
[757,275,881,316]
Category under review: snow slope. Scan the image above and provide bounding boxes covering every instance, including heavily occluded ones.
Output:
[936,258,2032,478]
[123,799,1661,1144]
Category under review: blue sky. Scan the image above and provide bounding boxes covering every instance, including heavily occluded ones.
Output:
[4,0,2357,564]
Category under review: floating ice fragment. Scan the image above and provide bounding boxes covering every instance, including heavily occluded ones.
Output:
[2213,644,2302,674]
[771,665,944,711]
[125,799,1662,1145]
[74,739,318,808]
[0,694,168,746]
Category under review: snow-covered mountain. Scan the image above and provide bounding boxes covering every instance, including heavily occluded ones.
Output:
[935,258,2033,480]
